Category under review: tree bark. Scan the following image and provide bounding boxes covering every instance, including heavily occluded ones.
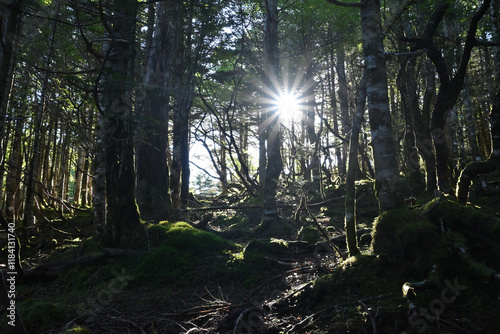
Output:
[100,0,141,247]
[5,113,24,225]
[336,46,350,178]
[170,0,196,210]
[361,0,403,211]
[136,0,173,220]
[261,0,283,225]
[345,73,366,257]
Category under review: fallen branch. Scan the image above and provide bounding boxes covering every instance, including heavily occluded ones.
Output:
[163,302,249,317]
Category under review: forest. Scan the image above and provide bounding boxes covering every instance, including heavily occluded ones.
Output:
[1,0,500,333]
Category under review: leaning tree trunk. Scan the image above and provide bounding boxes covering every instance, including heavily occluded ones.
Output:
[100,0,141,247]
[360,0,403,211]
[261,0,283,226]
[457,89,500,204]
[345,73,366,257]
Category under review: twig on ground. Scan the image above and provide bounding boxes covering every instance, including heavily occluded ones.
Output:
[288,294,392,333]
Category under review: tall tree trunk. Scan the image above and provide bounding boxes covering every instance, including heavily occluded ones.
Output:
[136,0,173,220]
[345,73,366,257]
[361,0,403,211]
[258,109,267,188]
[170,0,196,210]
[93,117,106,236]
[100,0,141,247]
[398,51,425,193]
[463,84,482,161]
[304,61,319,189]
[81,151,90,207]
[261,0,283,225]
[73,147,84,206]
[336,46,349,178]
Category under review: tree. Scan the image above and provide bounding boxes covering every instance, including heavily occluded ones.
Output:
[457,88,500,204]
[326,0,404,211]
[344,73,366,256]
[261,0,283,225]
[99,0,141,247]
[136,1,174,220]
[403,0,492,194]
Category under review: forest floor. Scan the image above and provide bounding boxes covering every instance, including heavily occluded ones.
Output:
[2,179,500,334]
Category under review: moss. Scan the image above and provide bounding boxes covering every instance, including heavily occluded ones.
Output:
[219,239,293,285]
[243,238,289,257]
[150,221,233,253]
[18,297,70,332]
[421,199,496,227]
[123,222,235,286]
[371,208,448,278]
[297,226,320,243]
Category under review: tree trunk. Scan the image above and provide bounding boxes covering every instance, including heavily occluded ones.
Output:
[336,46,350,178]
[360,0,403,211]
[0,0,23,141]
[398,50,425,193]
[136,0,174,220]
[81,151,90,207]
[93,118,106,236]
[457,89,500,204]
[5,114,24,224]
[73,147,84,206]
[345,73,366,257]
[261,0,283,225]
[258,109,267,188]
[410,1,492,194]
[304,62,320,189]
[170,0,195,210]
[100,0,141,247]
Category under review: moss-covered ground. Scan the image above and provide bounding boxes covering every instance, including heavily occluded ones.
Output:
[2,179,500,333]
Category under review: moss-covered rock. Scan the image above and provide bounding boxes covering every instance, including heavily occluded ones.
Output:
[297,226,320,243]
[371,208,448,278]
[243,238,290,257]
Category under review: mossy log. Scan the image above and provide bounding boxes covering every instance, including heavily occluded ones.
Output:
[423,199,500,254]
